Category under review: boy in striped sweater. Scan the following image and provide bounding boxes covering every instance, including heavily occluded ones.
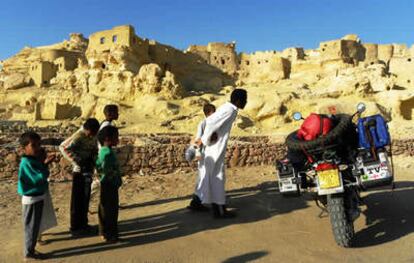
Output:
[59,118,100,236]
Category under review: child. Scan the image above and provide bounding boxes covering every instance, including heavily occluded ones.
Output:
[187,103,216,211]
[18,132,54,260]
[59,118,100,236]
[90,104,120,207]
[100,104,119,130]
[96,126,122,242]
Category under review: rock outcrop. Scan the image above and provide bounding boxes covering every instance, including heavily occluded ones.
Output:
[1,25,414,139]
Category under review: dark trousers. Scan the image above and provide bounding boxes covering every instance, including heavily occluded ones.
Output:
[98,182,119,239]
[70,172,92,231]
[23,200,44,256]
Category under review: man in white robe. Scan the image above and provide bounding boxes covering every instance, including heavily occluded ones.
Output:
[197,89,247,218]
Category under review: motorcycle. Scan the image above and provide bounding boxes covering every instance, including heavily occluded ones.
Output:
[276,103,394,247]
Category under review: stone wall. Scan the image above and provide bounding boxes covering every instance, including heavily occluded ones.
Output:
[377,44,394,62]
[29,61,56,87]
[239,51,290,83]
[0,133,413,182]
[389,57,414,88]
[362,43,378,64]
[319,39,361,62]
[187,42,238,75]
[87,25,136,53]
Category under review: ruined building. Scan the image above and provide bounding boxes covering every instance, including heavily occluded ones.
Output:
[187,42,238,75]
[1,24,414,129]
[1,33,87,88]
[86,25,150,72]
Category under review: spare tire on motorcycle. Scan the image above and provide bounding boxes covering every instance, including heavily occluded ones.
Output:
[286,114,353,152]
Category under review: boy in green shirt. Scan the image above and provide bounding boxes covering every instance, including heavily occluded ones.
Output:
[18,131,54,260]
[96,126,122,242]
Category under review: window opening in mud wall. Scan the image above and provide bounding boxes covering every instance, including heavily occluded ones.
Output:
[100,37,105,44]
[400,97,414,120]
[221,58,225,65]
[112,35,117,43]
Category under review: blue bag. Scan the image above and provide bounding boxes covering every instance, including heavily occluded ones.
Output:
[357,114,390,149]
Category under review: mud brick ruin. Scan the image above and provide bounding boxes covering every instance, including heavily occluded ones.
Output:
[0,26,413,179]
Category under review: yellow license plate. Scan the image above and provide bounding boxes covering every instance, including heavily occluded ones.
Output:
[318,169,341,189]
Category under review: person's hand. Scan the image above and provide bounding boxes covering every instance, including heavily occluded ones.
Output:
[44,154,56,165]
[73,164,81,173]
[194,138,202,147]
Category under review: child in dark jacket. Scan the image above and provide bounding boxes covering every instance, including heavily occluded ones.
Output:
[59,118,100,236]
[18,131,54,260]
[96,126,122,242]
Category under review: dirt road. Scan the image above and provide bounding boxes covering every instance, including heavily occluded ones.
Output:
[1,156,413,262]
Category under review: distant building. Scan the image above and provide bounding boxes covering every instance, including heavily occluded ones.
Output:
[29,61,56,87]
[187,42,238,74]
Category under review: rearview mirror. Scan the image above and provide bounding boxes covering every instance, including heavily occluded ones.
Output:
[357,102,366,114]
[292,112,302,121]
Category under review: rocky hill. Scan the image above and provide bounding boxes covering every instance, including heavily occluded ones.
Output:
[0,26,413,138]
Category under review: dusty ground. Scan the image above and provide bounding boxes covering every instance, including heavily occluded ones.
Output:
[0,156,413,263]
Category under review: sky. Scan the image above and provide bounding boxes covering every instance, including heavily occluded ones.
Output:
[1,0,413,60]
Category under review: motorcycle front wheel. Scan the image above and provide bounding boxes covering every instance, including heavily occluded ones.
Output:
[327,194,355,247]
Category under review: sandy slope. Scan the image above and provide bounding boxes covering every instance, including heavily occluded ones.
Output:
[0,156,413,263]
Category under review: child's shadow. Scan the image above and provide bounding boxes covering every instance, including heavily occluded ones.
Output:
[47,180,309,259]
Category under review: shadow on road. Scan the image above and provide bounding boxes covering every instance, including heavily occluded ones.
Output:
[354,181,414,247]
[48,181,309,259]
[222,250,269,263]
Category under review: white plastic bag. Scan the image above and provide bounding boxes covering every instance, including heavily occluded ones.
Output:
[38,190,58,234]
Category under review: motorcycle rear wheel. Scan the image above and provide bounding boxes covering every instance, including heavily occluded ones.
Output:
[327,194,355,247]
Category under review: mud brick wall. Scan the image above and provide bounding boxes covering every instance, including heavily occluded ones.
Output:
[388,139,414,155]
[0,133,413,182]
